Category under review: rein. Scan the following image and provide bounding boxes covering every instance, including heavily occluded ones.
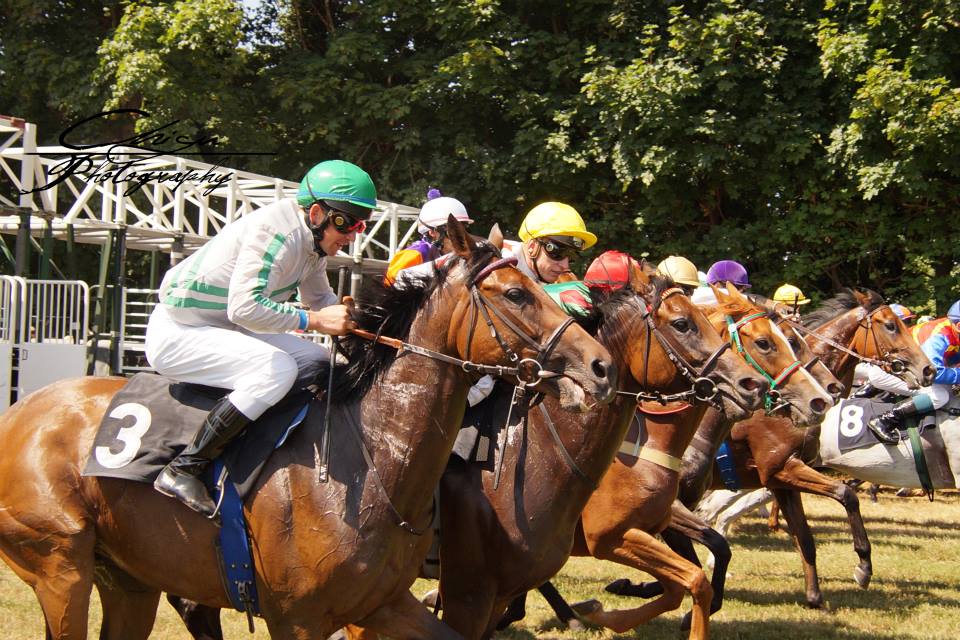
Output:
[343,254,579,531]
[783,305,907,377]
[616,287,732,410]
[726,312,802,414]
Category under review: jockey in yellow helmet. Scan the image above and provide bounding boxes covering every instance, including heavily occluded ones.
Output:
[516,202,597,284]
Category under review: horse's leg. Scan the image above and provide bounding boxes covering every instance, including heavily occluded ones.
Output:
[536,582,587,630]
[12,530,96,640]
[576,528,712,639]
[343,625,379,640]
[436,574,497,640]
[96,584,161,640]
[165,595,224,640]
[666,504,731,629]
[494,592,526,630]
[356,590,464,640]
[770,488,823,608]
[771,459,872,589]
[767,495,782,531]
[713,488,774,537]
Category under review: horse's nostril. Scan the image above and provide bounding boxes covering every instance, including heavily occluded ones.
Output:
[739,377,767,394]
[810,397,828,415]
[591,358,609,379]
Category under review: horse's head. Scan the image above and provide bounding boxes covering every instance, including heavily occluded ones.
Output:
[711,285,834,425]
[597,264,769,421]
[444,216,615,411]
[774,317,846,402]
[850,290,935,389]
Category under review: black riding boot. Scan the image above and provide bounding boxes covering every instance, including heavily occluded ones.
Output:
[867,398,920,445]
[154,397,250,518]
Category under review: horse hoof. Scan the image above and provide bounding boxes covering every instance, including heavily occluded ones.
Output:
[571,599,603,618]
[680,611,693,631]
[604,578,633,595]
[420,589,439,609]
[805,594,824,609]
[567,618,587,631]
[854,566,872,589]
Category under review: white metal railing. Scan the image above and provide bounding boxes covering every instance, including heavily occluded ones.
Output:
[0,278,90,407]
[0,117,421,263]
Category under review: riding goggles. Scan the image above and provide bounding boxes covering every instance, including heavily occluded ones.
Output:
[327,207,367,235]
[538,236,583,261]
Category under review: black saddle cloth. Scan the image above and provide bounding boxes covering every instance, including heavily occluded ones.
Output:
[82,373,312,499]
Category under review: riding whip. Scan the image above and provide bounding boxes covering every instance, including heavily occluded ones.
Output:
[319,265,349,483]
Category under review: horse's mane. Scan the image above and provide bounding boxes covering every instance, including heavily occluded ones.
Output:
[581,273,676,357]
[320,241,502,404]
[802,288,885,329]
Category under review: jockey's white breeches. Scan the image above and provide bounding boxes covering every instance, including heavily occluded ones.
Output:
[145,304,328,420]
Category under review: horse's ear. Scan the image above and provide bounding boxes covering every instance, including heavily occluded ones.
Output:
[726,285,749,304]
[712,283,731,304]
[446,215,472,258]
[852,289,871,307]
[629,260,649,291]
[487,223,503,250]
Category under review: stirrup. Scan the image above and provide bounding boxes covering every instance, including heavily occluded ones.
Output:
[866,419,900,445]
[154,467,219,521]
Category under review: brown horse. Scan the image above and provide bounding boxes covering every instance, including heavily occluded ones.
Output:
[535,284,834,637]
[600,295,847,625]
[690,289,934,606]
[424,267,777,640]
[0,219,617,640]
[617,289,934,611]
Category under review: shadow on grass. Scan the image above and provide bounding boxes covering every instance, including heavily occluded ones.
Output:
[725,578,960,610]
[495,615,907,640]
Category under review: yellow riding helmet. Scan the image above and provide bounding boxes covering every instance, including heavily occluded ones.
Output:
[656,255,700,288]
[518,202,597,249]
[773,283,810,305]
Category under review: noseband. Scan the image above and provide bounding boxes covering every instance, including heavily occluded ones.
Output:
[726,312,802,414]
[617,287,732,409]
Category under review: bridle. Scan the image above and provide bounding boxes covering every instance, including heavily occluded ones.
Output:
[782,305,908,377]
[726,311,802,413]
[345,253,581,527]
[615,287,735,410]
[354,256,576,386]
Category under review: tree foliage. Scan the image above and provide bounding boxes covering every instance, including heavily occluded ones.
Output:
[2,0,959,311]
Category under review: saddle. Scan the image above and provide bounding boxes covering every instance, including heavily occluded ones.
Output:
[835,397,937,452]
[82,372,313,500]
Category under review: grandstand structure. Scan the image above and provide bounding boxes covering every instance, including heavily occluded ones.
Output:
[0,115,422,407]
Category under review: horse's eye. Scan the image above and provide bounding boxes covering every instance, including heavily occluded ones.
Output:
[671,318,690,333]
[789,338,801,351]
[505,288,527,304]
[755,338,772,351]
[885,321,897,332]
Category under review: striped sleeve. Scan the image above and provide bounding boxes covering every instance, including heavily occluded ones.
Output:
[227,226,302,333]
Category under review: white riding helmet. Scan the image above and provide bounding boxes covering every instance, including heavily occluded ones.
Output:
[418,195,473,235]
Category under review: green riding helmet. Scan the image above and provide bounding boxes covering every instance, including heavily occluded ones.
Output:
[297,160,377,219]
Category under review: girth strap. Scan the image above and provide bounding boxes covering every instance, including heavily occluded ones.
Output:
[906,425,935,501]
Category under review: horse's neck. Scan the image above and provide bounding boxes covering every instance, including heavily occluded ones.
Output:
[643,403,710,461]
[355,298,470,525]
[810,310,862,377]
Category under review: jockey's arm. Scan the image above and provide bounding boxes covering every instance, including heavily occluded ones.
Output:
[921,334,960,385]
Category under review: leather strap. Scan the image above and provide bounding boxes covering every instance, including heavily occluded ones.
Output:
[906,425,935,501]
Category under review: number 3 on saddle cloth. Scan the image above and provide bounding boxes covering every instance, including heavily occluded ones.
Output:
[81,372,316,622]
[831,397,937,452]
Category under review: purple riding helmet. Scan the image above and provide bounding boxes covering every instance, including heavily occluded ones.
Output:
[706,260,751,289]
